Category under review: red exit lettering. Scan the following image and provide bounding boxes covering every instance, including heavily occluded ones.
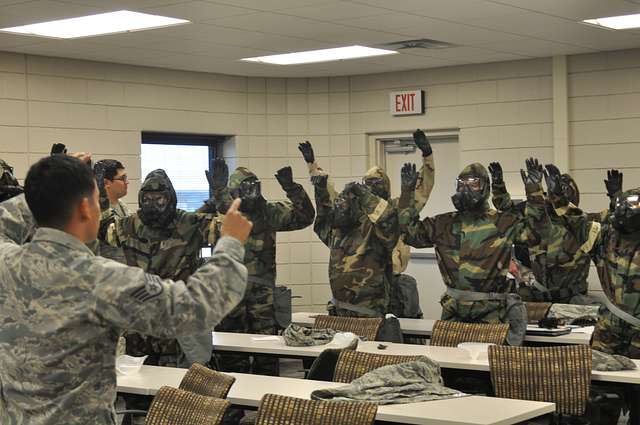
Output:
[395,93,417,112]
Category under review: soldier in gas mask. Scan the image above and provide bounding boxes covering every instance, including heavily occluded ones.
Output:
[299,129,434,319]
[0,159,23,203]
[399,159,548,345]
[312,175,399,318]
[211,161,315,376]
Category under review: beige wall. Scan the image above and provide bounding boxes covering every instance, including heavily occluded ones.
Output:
[1,49,638,314]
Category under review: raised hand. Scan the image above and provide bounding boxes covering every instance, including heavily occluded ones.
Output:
[413,129,432,157]
[221,198,253,243]
[520,157,543,186]
[205,158,228,192]
[604,169,623,198]
[275,166,295,190]
[298,141,315,164]
[488,162,503,185]
[401,162,418,191]
[50,143,67,155]
[543,164,563,197]
[311,174,328,189]
[344,181,368,197]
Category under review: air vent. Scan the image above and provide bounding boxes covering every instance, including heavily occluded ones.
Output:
[383,38,456,50]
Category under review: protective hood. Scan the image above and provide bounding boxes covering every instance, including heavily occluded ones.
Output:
[363,166,391,200]
[613,188,640,234]
[0,159,23,202]
[228,167,264,212]
[332,187,361,229]
[137,169,177,227]
[561,173,580,206]
[451,163,490,213]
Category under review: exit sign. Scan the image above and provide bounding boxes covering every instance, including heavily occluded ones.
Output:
[390,90,424,116]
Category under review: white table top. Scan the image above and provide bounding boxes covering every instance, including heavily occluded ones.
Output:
[291,312,593,345]
[212,331,640,384]
[117,365,555,425]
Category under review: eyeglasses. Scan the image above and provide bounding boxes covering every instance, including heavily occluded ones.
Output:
[111,175,128,183]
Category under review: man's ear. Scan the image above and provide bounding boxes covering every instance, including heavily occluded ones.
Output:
[103,178,111,190]
[77,197,92,222]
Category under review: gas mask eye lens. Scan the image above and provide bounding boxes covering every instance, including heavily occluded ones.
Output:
[456,177,482,192]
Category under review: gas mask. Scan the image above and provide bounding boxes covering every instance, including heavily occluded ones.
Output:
[0,159,23,202]
[560,174,580,206]
[333,192,358,229]
[451,175,488,212]
[363,177,389,200]
[137,169,177,228]
[231,177,263,213]
[613,192,640,234]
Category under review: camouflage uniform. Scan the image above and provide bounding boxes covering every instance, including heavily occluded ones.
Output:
[492,177,592,303]
[103,170,221,367]
[214,167,315,375]
[0,223,247,425]
[553,189,640,358]
[314,183,399,317]
[399,163,547,328]
[0,194,36,244]
[308,154,434,274]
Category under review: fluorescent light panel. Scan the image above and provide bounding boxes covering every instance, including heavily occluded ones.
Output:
[583,13,640,30]
[0,10,189,39]
[241,45,397,65]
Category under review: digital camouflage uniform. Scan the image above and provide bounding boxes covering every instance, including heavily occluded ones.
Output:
[399,163,547,327]
[0,194,36,245]
[492,176,592,303]
[0,222,247,425]
[214,167,315,375]
[314,183,400,317]
[553,189,640,358]
[103,170,221,367]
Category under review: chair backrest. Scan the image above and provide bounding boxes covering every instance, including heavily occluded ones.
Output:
[145,386,230,425]
[313,315,383,341]
[488,345,592,416]
[333,350,424,383]
[255,394,377,425]
[525,302,553,323]
[430,320,509,347]
[179,363,235,398]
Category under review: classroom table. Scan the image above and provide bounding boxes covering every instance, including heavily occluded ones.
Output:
[211,331,640,384]
[291,312,594,345]
[117,365,556,425]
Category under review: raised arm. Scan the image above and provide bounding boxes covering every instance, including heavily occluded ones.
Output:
[299,140,338,201]
[348,182,399,250]
[516,158,549,248]
[398,163,437,248]
[412,129,435,211]
[312,174,334,246]
[488,161,515,211]
[93,199,252,337]
[267,166,315,231]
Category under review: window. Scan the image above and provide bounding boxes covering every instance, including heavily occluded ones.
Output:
[141,132,227,212]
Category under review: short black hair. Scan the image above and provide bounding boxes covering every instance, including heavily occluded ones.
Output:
[93,159,124,181]
[25,155,96,229]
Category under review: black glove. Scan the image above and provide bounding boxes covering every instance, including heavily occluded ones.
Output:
[50,143,67,155]
[298,141,315,164]
[413,129,432,157]
[275,166,295,190]
[205,158,229,193]
[543,163,563,197]
[604,169,623,199]
[94,168,110,210]
[488,162,503,185]
[344,182,368,197]
[520,157,543,186]
[311,174,328,189]
[401,163,418,192]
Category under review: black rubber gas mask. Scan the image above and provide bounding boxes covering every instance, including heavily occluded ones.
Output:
[363,177,389,200]
[233,177,263,213]
[613,193,640,234]
[141,191,170,223]
[333,193,358,229]
[452,176,486,212]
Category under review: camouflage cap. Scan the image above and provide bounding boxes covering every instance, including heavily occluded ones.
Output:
[228,167,258,191]
[363,166,390,196]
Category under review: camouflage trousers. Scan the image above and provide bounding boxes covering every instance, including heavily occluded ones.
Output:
[214,278,278,376]
[592,310,640,359]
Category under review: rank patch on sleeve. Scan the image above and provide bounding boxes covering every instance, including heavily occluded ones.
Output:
[130,274,164,303]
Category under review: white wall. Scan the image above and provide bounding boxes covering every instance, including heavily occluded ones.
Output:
[2,49,639,315]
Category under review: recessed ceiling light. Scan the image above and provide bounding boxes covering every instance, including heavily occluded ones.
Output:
[0,10,189,39]
[241,45,397,65]
[583,13,640,30]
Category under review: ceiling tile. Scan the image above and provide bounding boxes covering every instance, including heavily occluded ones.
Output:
[280,1,386,21]
[142,1,256,22]
[208,0,331,12]
[484,0,640,20]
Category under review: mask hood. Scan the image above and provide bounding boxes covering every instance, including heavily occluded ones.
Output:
[138,169,177,227]
[363,166,391,200]
[613,188,640,234]
[561,173,580,206]
[229,167,264,212]
[452,163,490,213]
